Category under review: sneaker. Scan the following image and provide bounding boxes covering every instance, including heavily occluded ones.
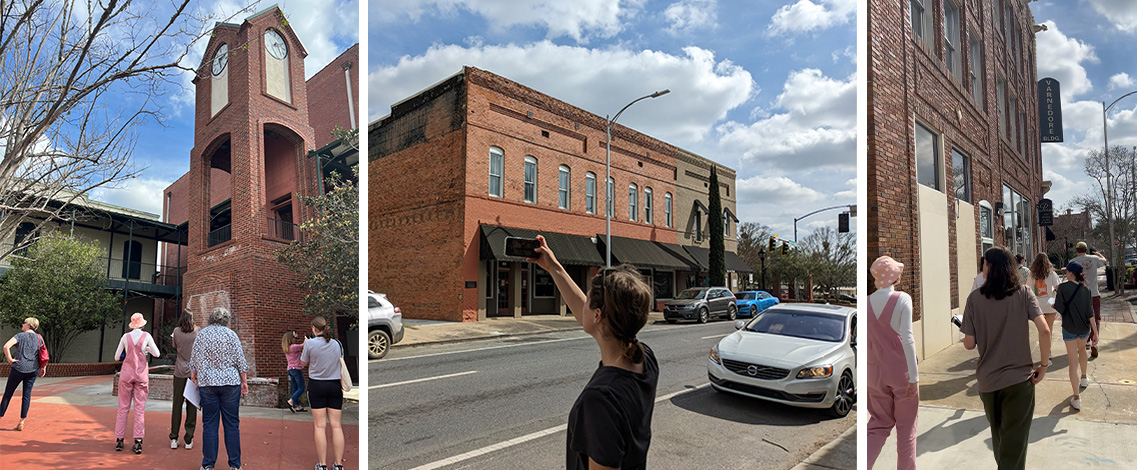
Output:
[333,464,344,470]
[115,438,124,452]
[185,441,194,450]
[1071,397,1082,410]
[315,464,328,470]
[1080,377,1090,389]
[200,467,213,470]
[133,439,143,454]
[171,439,179,449]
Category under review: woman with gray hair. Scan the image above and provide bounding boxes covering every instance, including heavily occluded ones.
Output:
[190,307,249,470]
[2,317,46,432]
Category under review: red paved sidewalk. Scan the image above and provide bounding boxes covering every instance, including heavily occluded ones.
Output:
[0,376,359,469]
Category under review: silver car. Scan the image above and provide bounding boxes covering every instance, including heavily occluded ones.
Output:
[708,303,856,418]
[368,292,405,359]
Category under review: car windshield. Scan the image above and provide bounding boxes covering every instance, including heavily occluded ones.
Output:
[735,292,756,300]
[677,289,705,300]
[745,310,847,342]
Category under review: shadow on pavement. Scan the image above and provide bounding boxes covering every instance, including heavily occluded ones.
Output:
[919,374,979,401]
[914,408,991,456]
[669,385,851,426]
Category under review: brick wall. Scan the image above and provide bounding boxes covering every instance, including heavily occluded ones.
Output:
[868,0,1043,322]
[0,362,118,378]
[307,44,360,143]
[111,369,282,408]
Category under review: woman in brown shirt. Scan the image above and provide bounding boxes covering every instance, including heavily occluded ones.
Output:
[170,310,200,450]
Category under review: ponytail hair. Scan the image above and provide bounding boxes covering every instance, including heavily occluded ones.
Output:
[587,264,652,364]
[312,316,334,343]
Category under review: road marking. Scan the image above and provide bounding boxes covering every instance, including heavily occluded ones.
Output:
[368,371,478,390]
[407,383,708,469]
[700,333,729,340]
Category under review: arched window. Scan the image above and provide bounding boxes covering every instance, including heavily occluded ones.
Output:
[585,172,596,214]
[558,165,571,209]
[644,187,653,224]
[664,193,673,227]
[628,183,638,222]
[489,147,504,197]
[524,156,538,203]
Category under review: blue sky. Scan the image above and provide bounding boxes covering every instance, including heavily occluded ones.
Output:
[90,0,359,217]
[369,0,857,238]
[1031,0,1137,212]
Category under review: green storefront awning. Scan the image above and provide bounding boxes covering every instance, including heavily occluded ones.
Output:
[682,245,754,273]
[480,225,604,267]
[597,234,693,271]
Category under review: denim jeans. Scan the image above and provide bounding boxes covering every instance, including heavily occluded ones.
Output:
[287,369,305,405]
[200,384,241,469]
[0,369,37,419]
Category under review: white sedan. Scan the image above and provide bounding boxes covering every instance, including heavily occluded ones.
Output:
[708,303,856,418]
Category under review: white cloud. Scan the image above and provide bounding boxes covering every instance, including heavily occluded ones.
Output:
[373,0,639,43]
[766,0,855,37]
[716,68,856,171]
[1110,72,1135,91]
[1035,21,1098,98]
[89,177,176,216]
[1087,0,1137,33]
[663,0,717,36]
[368,42,754,144]
[733,173,850,237]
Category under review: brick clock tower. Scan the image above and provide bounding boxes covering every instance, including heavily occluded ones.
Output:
[184,7,318,379]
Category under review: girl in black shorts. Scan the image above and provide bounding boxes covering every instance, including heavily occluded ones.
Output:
[300,316,346,470]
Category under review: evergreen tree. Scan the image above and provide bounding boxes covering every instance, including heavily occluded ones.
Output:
[708,166,725,287]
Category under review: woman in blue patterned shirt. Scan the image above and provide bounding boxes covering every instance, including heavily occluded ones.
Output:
[190,307,249,470]
[2,317,46,432]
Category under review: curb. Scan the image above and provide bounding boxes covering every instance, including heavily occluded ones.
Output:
[789,425,856,470]
[391,326,582,350]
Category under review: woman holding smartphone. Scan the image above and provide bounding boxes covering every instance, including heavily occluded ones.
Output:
[528,235,658,470]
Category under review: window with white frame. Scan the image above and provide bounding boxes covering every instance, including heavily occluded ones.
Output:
[664,192,673,227]
[952,148,971,203]
[644,187,653,224]
[969,35,984,108]
[607,177,615,218]
[628,183,638,222]
[915,122,942,191]
[558,165,570,209]
[1003,185,1032,258]
[524,156,537,203]
[585,172,596,214]
[723,211,729,237]
[945,0,961,82]
[489,146,503,197]
[979,200,994,253]
[910,0,933,49]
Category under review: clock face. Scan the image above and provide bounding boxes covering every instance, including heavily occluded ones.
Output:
[211,44,228,76]
[265,30,287,60]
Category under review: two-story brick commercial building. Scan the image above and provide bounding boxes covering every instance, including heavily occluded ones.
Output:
[868,0,1046,359]
[162,6,359,379]
[370,67,750,322]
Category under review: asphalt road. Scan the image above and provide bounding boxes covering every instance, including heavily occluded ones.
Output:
[368,319,855,469]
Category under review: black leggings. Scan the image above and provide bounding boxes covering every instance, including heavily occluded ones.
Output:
[0,369,37,419]
[307,379,343,410]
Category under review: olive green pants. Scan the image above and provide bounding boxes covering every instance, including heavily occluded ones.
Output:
[979,379,1035,470]
[170,376,197,444]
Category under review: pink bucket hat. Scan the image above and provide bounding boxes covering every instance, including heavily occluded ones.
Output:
[871,256,904,290]
[128,312,147,330]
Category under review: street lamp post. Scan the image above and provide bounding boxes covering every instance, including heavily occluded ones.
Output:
[759,249,767,292]
[605,89,670,267]
[1102,90,1137,292]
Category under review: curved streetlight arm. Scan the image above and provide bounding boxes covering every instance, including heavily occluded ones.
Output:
[611,89,671,126]
[1105,90,1137,114]
[793,204,854,243]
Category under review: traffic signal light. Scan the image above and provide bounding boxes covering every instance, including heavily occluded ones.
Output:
[781,241,789,256]
[838,212,849,233]
[768,236,777,252]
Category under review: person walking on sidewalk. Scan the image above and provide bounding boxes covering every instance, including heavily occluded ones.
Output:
[301,316,346,470]
[867,256,919,470]
[1029,253,1061,340]
[1054,262,1095,411]
[1,317,47,432]
[190,307,249,470]
[529,235,658,470]
[1071,243,1106,357]
[961,247,1051,470]
[283,330,307,413]
[171,309,200,450]
[114,313,161,454]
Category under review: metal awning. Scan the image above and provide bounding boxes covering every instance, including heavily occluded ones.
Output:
[682,245,754,273]
[655,242,701,271]
[597,234,693,271]
[480,225,604,266]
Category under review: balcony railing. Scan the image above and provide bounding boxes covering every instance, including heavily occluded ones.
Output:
[208,224,232,247]
[1,242,184,288]
[268,217,303,243]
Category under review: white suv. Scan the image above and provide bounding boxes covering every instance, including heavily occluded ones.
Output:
[368,291,404,359]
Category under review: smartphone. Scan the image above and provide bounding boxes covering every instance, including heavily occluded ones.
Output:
[504,236,541,258]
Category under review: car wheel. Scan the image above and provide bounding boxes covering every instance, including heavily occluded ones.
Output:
[728,305,737,321]
[829,370,855,418]
[368,329,391,360]
[698,307,709,324]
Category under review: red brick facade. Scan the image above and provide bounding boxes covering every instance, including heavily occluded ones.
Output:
[868,0,1044,324]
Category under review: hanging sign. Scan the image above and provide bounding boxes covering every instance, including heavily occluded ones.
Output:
[1038,78,1064,143]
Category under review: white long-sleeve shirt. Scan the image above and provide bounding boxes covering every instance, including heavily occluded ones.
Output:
[114,328,160,359]
[869,286,919,383]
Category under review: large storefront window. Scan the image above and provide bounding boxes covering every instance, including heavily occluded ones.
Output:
[1003,185,1032,258]
[653,270,674,299]
[533,266,555,298]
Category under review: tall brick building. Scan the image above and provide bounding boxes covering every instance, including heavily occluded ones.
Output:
[370,67,750,322]
[161,6,359,379]
[868,0,1046,358]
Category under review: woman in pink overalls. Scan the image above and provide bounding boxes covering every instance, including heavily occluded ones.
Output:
[115,313,160,454]
[867,256,919,469]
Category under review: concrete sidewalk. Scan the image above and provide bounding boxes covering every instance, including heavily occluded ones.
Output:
[393,311,670,349]
[791,425,856,470]
[875,294,1137,468]
[0,375,359,469]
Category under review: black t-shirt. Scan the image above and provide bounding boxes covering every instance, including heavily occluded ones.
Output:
[566,344,659,470]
